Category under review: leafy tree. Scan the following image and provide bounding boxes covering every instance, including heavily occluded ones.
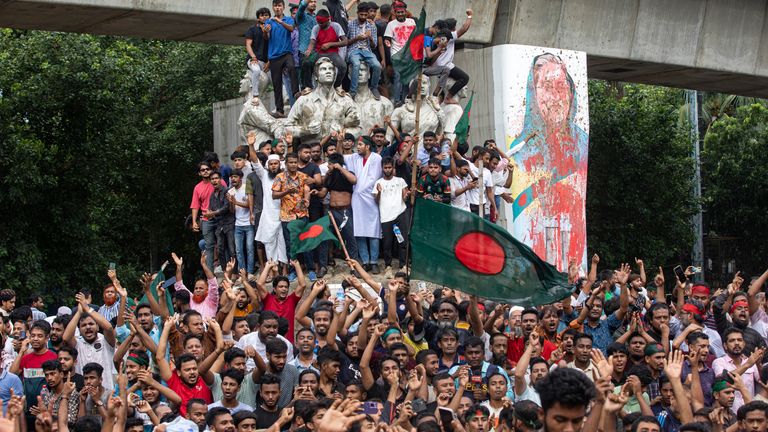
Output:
[702,103,768,274]
[586,81,696,269]
[0,30,243,305]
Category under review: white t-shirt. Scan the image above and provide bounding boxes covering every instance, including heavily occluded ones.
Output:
[208,400,253,415]
[467,163,493,212]
[384,18,416,55]
[435,31,458,68]
[228,184,251,226]
[235,332,294,372]
[374,177,407,223]
[449,175,471,211]
[75,333,116,391]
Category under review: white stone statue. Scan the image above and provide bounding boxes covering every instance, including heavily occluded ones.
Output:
[440,77,470,142]
[352,63,394,134]
[386,74,445,146]
[238,97,287,149]
[239,67,279,115]
[285,57,361,142]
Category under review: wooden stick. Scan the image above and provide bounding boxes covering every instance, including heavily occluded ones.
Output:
[328,212,350,260]
[409,71,425,206]
[478,158,484,218]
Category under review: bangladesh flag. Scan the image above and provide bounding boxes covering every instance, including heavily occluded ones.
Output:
[410,198,571,305]
[137,268,174,315]
[287,216,340,257]
[392,6,426,86]
[454,92,474,146]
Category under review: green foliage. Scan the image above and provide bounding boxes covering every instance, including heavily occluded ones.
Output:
[0,30,243,304]
[702,103,768,273]
[586,81,696,268]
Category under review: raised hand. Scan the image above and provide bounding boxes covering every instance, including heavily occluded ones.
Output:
[590,349,613,379]
[617,263,631,285]
[634,257,644,268]
[749,347,766,365]
[603,391,629,414]
[171,252,183,267]
[654,266,665,288]
[664,350,684,380]
[317,399,365,432]
[591,254,600,265]
[226,257,237,274]
[140,273,153,292]
[407,369,422,392]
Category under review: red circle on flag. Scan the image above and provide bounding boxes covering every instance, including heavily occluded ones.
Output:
[454,232,505,275]
[299,225,324,241]
[410,34,425,62]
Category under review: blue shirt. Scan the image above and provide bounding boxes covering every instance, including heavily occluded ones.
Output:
[0,369,23,415]
[267,16,296,60]
[296,0,317,52]
[347,18,377,52]
[581,312,622,354]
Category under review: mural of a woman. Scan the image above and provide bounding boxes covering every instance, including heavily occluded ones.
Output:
[507,53,588,271]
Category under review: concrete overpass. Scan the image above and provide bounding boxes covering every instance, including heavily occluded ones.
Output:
[3,0,768,97]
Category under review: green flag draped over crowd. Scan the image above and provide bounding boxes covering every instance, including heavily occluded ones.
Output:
[287,216,340,257]
[392,6,427,86]
[409,198,571,305]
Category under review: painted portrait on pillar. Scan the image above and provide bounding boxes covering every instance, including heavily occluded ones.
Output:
[497,45,589,273]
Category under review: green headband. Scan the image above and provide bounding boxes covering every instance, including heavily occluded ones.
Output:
[712,380,729,393]
[381,328,400,341]
[271,138,280,148]
[126,352,149,367]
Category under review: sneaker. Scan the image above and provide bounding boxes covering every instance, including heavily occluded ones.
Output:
[288,271,297,282]
[273,111,286,118]
[317,267,328,278]
[384,266,393,278]
[371,88,381,100]
[363,264,371,272]
[371,264,380,274]
[308,271,317,282]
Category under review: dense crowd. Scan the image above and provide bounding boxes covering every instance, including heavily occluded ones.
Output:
[4,1,768,432]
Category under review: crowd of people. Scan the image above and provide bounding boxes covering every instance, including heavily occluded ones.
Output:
[4,1,768,432]
[244,0,471,116]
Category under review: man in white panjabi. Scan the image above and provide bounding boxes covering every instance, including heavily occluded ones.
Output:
[352,62,394,134]
[344,136,383,274]
[254,154,288,266]
[286,57,360,143]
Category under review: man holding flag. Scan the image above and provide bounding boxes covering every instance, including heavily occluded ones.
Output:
[384,1,416,104]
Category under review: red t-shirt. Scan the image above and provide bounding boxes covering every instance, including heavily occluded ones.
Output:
[262,292,301,342]
[19,350,59,406]
[167,370,212,415]
[506,336,556,366]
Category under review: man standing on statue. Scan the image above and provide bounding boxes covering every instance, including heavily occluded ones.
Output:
[264,0,299,117]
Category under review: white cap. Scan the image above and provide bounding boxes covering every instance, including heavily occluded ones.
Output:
[267,154,281,161]
[57,306,72,317]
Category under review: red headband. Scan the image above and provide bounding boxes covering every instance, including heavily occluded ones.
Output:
[682,303,703,317]
[731,300,748,314]
[691,284,710,297]
[316,15,330,24]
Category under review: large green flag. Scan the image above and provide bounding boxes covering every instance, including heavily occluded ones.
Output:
[454,92,474,146]
[409,198,570,305]
[134,265,174,315]
[287,216,340,257]
[391,6,426,86]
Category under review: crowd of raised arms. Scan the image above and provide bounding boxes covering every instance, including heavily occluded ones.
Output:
[3,1,768,432]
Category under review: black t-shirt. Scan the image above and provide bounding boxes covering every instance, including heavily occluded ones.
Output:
[245,25,269,63]
[375,19,390,63]
[253,405,281,429]
[325,169,355,194]
[323,0,349,33]
[299,162,322,208]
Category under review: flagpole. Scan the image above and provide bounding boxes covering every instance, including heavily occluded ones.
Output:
[328,212,351,261]
[404,0,427,280]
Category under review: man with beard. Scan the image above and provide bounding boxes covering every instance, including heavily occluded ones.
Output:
[157,348,212,416]
[207,369,253,414]
[713,328,765,412]
[673,300,724,358]
[255,154,289,269]
[316,152,359,265]
[623,332,649,366]
[61,293,117,392]
[49,315,68,352]
[78,362,108,417]
[115,303,161,353]
[345,136,383,274]
[288,328,319,372]
[513,331,549,407]
[166,309,217,361]
[507,308,557,364]
[38,360,79,427]
[191,161,219,269]
[569,264,630,354]
[644,343,667,403]
[415,349,439,401]
[252,339,299,409]
[255,260,307,343]
[171,251,220,320]
[450,336,513,402]
[272,151,312,281]
[236,310,294,372]
[56,346,84,391]
[185,398,209,431]
[714,287,768,359]
[680,332,716,406]
[254,374,282,429]
[489,333,511,371]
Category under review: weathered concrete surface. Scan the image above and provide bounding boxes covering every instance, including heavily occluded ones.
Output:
[213,97,245,162]
[0,0,496,44]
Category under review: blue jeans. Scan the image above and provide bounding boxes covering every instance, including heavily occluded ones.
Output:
[234,225,256,274]
[356,237,380,265]
[281,218,314,270]
[201,220,217,269]
[348,49,381,94]
[393,68,405,105]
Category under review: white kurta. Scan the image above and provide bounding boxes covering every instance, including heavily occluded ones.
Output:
[253,160,288,263]
[344,152,383,238]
